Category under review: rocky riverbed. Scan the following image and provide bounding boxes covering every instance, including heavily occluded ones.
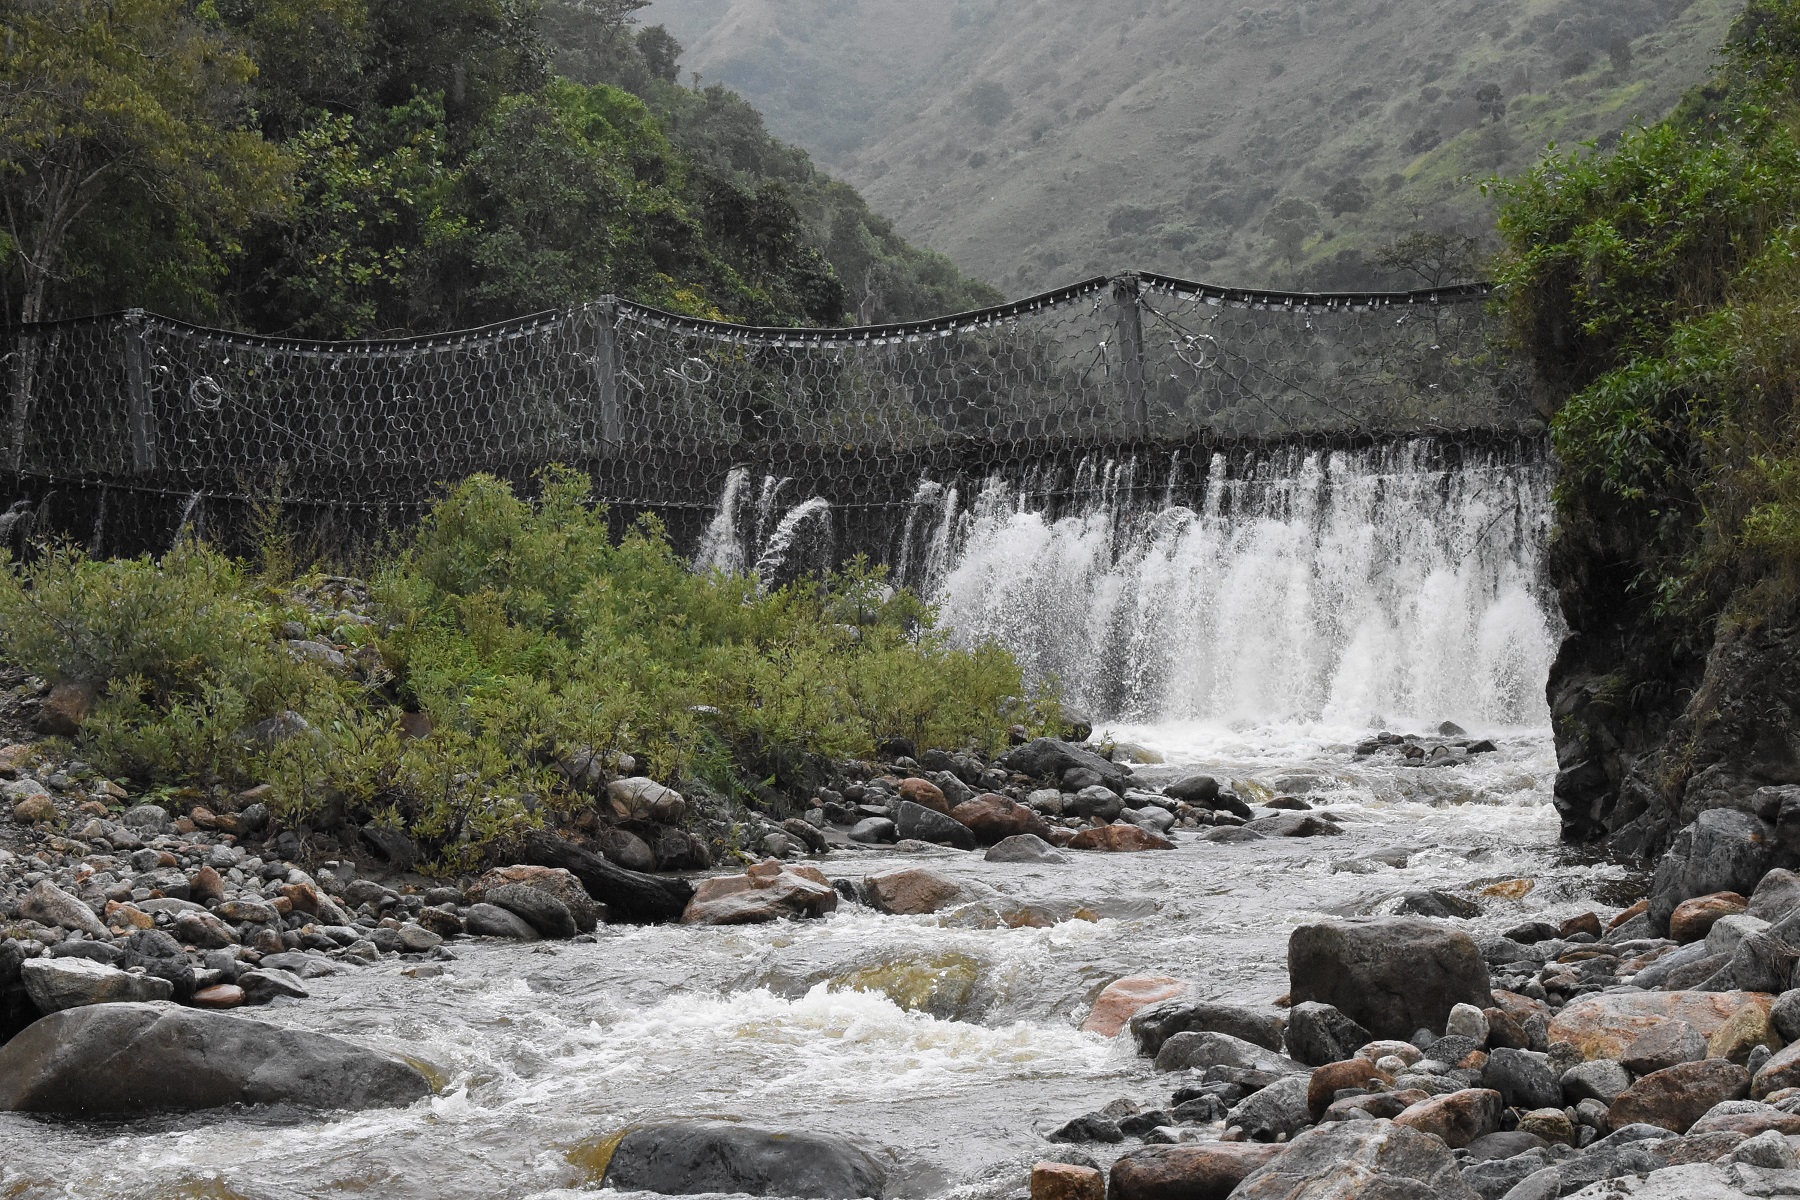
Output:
[19,717,1800,1198]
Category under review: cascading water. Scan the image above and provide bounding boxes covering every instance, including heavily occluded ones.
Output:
[917,439,1560,728]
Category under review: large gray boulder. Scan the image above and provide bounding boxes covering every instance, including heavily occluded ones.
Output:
[1288,918,1494,1041]
[484,883,577,939]
[602,1120,887,1198]
[0,1002,431,1113]
[1129,999,1287,1056]
[1152,1030,1305,1076]
[21,957,173,1012]
[1648,809,1777,936]
[1286,1000,1375,1067]
[1231,1118,1479,1199]
[997,738,1129,793]
[894,801,977,850]
[1228,1075,1313,1141]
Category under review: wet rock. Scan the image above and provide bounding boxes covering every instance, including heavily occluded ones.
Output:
[985,834,1068,864]
[1393,889,1482,919]
[1065,786,1124,821]
[485,883,577,939]
[1241,811,1342,838]
[1669,891,1749,944]
[953,794,1054,845]
[1107,1144,1280,1200]
[0,1002,430,1112]
[591,827,657,872]
[1067,825,1173,852]
[1082,976,1190,1038]
[416,906,464,937]
[21,957,173,1011]
[1228,1074,1312,1141]
[1287,918,1494,1041]
[849,817,897,844]
[1286,1001,1374,1067]
[1392,1087,1503,1148]
[191,984,245,1009]
[650,827,712,871]
[1483,1048,1562,1110]
[468,866,600,933]
[1048,1114,1124,1144]
[1230,1119,1479,1199]
[1153,1030,1305,1076]
[682,861,838,925]
[1609,1058,1751,1132]
[1647,809,1776,936]
[606,777,686,824]
[118,929,194,1000]
[20,880,108,938]
[863,867,968,916]
[1548,990,1774,1061]
[1561,1058,1632,1105]
[999,738,1128,791]
[238,968,309,1004]
[1031,1161,1105,1200]
[894,801,977,850]
[464,902,543,941]
[1130,999,1287,1056]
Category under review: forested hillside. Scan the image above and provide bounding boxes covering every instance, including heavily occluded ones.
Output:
[0,0,998,337]
[647,0,1745,293]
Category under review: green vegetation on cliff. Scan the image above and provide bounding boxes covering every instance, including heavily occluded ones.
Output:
[0,472,1045,870]
[0,0,997,336]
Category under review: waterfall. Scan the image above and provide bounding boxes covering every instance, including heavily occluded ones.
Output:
[921,440,1560,728]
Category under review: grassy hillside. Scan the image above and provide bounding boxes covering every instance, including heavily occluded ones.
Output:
[645,0,1744,294]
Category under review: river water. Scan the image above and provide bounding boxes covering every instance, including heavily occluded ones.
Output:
[1,442,1611,1199]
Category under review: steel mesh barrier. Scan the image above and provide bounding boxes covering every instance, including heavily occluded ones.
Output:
[0,272,1533,559]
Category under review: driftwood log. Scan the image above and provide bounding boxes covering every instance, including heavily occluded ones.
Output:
[521,832,695,923]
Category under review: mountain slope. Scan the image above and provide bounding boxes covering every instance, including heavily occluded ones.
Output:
[644,0,1745,294]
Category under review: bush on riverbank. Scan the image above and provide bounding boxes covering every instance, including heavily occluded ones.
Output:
[0,470,1048,871]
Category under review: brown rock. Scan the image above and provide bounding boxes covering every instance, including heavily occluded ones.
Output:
[897,777,950,815]
[1480,879,1534,900]
[214,899,278,924]
[1623,1020,1710,1076]
[34,680,95,736]
[188,866,226,905]
[680,860,837,925]
[951,793,1053,845]
[467,865,600,932]
[1031,1162,1105,1200]
[1558,912,1604,940]
[1751,1040,1800,1098]
[103,901,153,932]
[246,927,285,955]
[1669,892,1750,944]
[1082,976,1191,1037]
[187,806,218,830]
[1308,1059,1395,1120]
[1230,1120,1478,1199]
[1108,1144,1283,1200]
[277,882,319,913]
[1705,1003,1782,1065]
[1515,1107,1577,1146]
[1322,1092,1412,1122]
[12,791,56,823]
[1068,825,1174,852]
[1608,1058,1751,1133]
[1687,1105,1800,1136]
[1491,989,1552,1029]
[1659,1130,1748,1164]
[1392,1088,1504,1149]
[398,711,433,740]
[416,906,464,937]
[174,910,240,949]
[1548,991,1776,1061]
[864,867,968,916]
[191,984,245,1009]
[1484,1007,1530,1050]
[1609,899,1651,929]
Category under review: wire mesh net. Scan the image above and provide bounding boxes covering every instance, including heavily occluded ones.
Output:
[0,272,1533,558]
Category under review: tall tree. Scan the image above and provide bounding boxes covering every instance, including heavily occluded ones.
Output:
[0,0,286,325]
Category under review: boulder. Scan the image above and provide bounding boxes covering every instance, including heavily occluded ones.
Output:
[34,680,94,736]
[1704,1000,1781,1064]
[238,968,309,1004]
[467,866,600,932]
[1131,1000,1287,1056]
[848,817,897,844]
[484,883,577,939]
[1230,1119,1479,1199]
[896,777,950,815]
[1609,1059,1751,1133]
[1483,1048,1562,1110]
[1107,1144,1280,1200]
[1561,1058,1633,1105]
[1082,976,1190,1038]
[592,826,657,872]
[1688,1099,1800,1137]
[20,880,108,938]
[1749,869,1800,924]
[600,1120,885,1199]
[1287,918,1493,1041]
[1774,989,1800,1042]
[863,868,968,916]
[1031,1162,1105,1200]
[1286,1001,1374,1067]
[951,794,1053,844]
[1064,786,1125,821]
[117,929,194,1000]
[1067,825,1173,852]
[21,957,173,1012]
[998,738,1128,791]
[1668,892,1749,944]
[682,861,838,925]
[0,1002,430,1112]
[1153,1030,1305,1076]
[1244,812,1343,838]
[1647,809,1776,936]
[985,834,1068,864]
[464,902,542,940]
[605,777,686,824]
[1392,1088,1504,1149]
[1228,1075,1313,1142]
[1164,775,1221,806]
[1308,1058,1395,1120]
[894,801,977,850]
[1622,1021,1710,1077]
[1751,1039,1800,1097]
[1548,991,1775,1061]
